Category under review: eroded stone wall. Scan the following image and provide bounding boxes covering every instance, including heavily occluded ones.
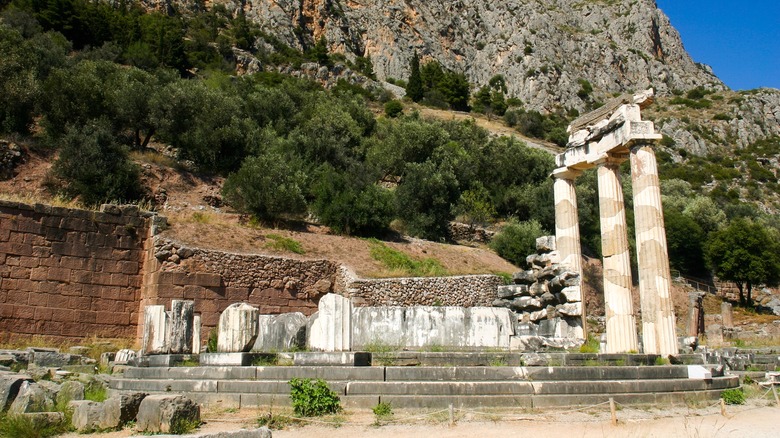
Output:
[143,237,339,339]
[0,201,154,341]
[339,267,504,307]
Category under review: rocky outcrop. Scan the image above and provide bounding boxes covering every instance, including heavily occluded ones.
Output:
[204,0,722,111]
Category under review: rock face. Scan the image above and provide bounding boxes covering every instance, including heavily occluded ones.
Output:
[202,0,720,109]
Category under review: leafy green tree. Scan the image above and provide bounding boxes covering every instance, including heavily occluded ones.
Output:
[51,119,143,205]
[309,35,330,66]
[454,183,496,226]
[706,218,780,305]
[40,60,122,138]
[406,51,423,102]
[384,100,403,118]
[111,67,176,149]
[366,115,448,178]
[664,209,707,276]
[311,165,393,235]
[489,219,547,267]
[395,161,460,240]
[222,152,307,221]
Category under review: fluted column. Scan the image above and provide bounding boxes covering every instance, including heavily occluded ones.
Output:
[597,157,639,353]
[630,144,679,355]
[553,168,583,275]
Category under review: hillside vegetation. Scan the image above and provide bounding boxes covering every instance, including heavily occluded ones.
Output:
[0,0,779,306]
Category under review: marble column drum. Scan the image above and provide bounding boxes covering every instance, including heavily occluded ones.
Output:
[630,145,679,355]
[597,160,639,353]
[553,169,583,275]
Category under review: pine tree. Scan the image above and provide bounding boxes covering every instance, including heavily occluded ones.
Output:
[406,51,423,102]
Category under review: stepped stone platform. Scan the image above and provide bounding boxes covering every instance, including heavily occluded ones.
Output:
[109,353,739,409]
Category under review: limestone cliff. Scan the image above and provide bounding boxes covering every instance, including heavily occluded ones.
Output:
[153,0,778,152]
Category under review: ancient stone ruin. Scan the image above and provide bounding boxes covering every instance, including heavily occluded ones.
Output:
[553,89,678,355]
[493,236,584,350]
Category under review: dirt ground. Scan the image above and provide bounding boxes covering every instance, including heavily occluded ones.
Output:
[58,399,780,437]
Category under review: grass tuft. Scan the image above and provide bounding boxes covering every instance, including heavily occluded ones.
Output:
[367,238,448,277]
[265,233,305,254]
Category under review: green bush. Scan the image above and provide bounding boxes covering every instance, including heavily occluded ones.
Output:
[395,161,460,241]
[289,378,342,417]
[721,388,745,405]
[51,119,144,205]
[265,234,305,254]
[372,401,393,422]
[489,219,546,267]
[384,100,403,118]
[222,152,307,221]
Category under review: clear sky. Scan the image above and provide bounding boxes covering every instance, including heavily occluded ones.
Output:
[655,1,780,90]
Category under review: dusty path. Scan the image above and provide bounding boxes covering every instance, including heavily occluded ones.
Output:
[61,400,779,437]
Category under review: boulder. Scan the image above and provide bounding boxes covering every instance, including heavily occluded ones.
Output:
[100,392,148,429]
[217,303,260,353]
[136,395,200,434]
[0,374,32,412]
[9,381,56,414]
[71,400,103,432]
[56,380,84,405]
[497,284,529,299]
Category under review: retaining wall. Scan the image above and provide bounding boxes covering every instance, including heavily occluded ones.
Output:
[0,201,153,340]
[1,201,506,343]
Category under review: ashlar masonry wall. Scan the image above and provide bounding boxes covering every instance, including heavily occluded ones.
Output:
[1,200,507,343]
[0,200,153,341]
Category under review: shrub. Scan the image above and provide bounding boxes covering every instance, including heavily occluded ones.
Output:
[489,219,546,267]
[384,100,403,118]
[222,152,307,221]
[372,401,393,422]
[289,378,341,417]
[721,388,745,405]
[395,161,460,241]
[51,119,144,205]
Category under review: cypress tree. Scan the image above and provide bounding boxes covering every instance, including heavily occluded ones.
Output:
[407,51,423,102]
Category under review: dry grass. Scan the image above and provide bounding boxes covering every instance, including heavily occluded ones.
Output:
[0,192,86,210]
[0,334,135,361]
[129,150,181,169]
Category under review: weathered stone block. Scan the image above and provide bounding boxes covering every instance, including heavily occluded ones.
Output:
[497,285,529,299]
[9,381,55,414]
[142,305,168,355]
[0,374,32,412]
[535,236,556,253]
[56,381,84,405]
[71,400,103,432]
[512,270,536,285]
[557,303,582,317]
[114,349,137,365]
[509,296,542,310]
[308,294,352,352]
[560,286,582,303]
[252,313,307,352]
[169,300,194,354]
[136,395,200,434]
[217,303,260,353]
[100,392,147,429]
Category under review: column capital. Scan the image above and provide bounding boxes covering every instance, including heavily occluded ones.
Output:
[628,139,661,152]
[551,167,583,181]
[590,151,629,167]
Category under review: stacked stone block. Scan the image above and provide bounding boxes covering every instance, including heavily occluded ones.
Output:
[493,236,584,345]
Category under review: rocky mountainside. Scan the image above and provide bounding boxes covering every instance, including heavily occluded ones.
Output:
[143,0,779,153]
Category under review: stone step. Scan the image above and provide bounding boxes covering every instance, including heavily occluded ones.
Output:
[123,366,385,381]
[111,375,738,397]
[121,365,719,383]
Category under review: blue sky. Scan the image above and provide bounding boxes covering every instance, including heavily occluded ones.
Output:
[655,1,780,90]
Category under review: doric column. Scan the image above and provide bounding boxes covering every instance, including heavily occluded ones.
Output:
[552,167,583,275]
[630,144,679,355]
[553,167,586,337]
[597,156,639,353]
